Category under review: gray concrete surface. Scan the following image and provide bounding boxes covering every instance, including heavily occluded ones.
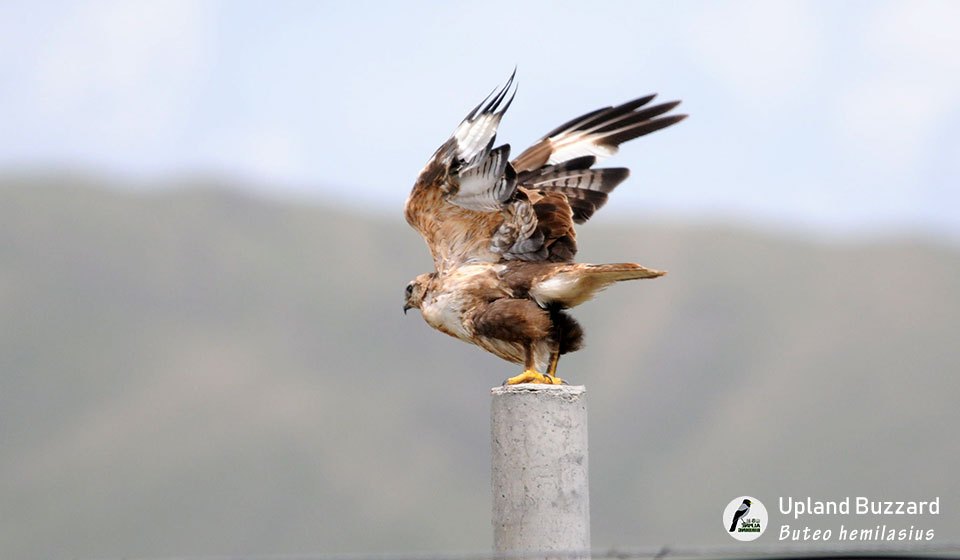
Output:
[491,384,590,558]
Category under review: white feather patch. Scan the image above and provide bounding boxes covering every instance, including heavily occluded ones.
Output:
[530,272,601,308]
[447,146,514,212]
[453,113,501,165]
[546,139,617,165]
[421,292,471,340]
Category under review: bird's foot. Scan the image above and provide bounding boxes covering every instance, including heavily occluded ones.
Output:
[503,369,564,386]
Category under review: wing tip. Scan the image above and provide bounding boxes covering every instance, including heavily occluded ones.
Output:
[461,69,520,124]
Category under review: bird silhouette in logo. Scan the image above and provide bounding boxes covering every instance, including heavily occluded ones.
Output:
[729,498,752,532]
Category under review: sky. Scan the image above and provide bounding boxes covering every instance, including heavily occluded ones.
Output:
[1,0,958,239]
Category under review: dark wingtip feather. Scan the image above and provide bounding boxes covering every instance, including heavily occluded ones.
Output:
[617,93,658,113]
[604,113,687,146]
[603,167,630,191]
[541,94,658,139]
[463,69,519,123]
[464,86,497,122]
[595,101,684,134]
[544,107,609,138]
[499,81,517,116]
[486,70,515,113]
[557,155,598,171]
[573,93,659,134]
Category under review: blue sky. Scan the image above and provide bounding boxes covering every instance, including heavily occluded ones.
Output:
[1,1,958,239]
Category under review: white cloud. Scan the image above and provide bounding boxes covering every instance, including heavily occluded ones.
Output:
[683,1,825,105]
[833,1,960,176]
[6,1,213,154]
[200,125,313,186]
[870,0,960,74]
[1,1,958,237]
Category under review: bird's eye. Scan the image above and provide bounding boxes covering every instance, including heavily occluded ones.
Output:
[406,284,414,294]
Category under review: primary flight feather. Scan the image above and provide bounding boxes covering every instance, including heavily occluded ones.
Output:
[403,71,685,385]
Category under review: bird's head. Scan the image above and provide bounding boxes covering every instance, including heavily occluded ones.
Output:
[403,273,434,315]
[744,499,752,506]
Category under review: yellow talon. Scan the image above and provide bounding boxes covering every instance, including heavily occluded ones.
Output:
[504,368,564,385]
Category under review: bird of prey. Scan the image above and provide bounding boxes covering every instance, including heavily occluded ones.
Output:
[729,499,752,532]
[403,71,685,385]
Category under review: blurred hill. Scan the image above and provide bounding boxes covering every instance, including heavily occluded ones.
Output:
[1,176,958,559]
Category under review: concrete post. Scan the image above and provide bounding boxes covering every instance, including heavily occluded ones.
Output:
[491,384,589,558]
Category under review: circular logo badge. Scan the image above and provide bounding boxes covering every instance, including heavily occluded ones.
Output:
[723,496,767,541]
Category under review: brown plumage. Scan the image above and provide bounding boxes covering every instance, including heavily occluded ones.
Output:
[403,72,684,384]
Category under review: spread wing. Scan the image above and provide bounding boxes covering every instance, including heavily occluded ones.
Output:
[405,73,686,273]
[513,95,687,225]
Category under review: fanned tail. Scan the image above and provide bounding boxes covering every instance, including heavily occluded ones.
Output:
[579,262,665,282]
[529,262,665,308]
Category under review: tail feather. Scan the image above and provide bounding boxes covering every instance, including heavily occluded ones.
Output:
[581,262,666,282]
[530,262,665,308]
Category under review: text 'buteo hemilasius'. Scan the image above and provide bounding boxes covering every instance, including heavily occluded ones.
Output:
[403,71,685,385]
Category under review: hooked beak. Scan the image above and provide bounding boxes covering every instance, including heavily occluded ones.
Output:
[403,303,411,315]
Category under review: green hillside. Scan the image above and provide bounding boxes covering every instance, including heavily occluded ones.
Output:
[1,178,958,559]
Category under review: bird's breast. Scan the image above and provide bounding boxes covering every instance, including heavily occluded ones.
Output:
[421,293,470,341]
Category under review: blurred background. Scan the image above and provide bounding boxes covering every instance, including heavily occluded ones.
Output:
[1,1,958,558]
